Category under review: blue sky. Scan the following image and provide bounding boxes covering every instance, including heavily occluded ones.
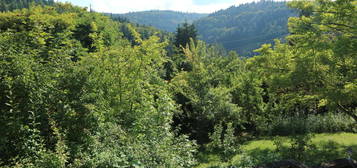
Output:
[57,0,256,13]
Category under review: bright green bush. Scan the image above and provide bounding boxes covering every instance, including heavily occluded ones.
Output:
[0,4,197,167]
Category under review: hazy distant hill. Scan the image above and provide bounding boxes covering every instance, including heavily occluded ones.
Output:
[113,2,297,56]
[194,1,297,56]
[112,10,208,32]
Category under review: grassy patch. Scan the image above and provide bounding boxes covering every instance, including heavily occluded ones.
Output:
[196,132,357,168]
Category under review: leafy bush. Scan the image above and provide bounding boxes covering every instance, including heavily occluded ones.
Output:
[274,133,315,162]
[206,123,239,161]
[231,151,281,168]
[266,113,356,136]
[307,113,357,133]
[72,123,197,168]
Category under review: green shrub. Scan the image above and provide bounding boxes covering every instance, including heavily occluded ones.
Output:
[231,151,281,168]
[73,123,197,168]
[274,133,315,162]
[206,123,239,161]
[307,113,356,133]
[267,113,356,136]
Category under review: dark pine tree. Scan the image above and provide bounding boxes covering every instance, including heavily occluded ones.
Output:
[162,22,198,79]
[174,22,197,48]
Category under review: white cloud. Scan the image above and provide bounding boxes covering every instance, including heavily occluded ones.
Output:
[84,0,258,14]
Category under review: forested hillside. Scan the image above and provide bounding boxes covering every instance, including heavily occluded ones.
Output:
[113,1,298,56]
[194,1,298,56]
[0,0,356,167]
[0,0,54,12]
[113,10,208,32]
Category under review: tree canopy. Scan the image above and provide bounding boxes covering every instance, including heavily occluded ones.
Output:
[0,0,54,12]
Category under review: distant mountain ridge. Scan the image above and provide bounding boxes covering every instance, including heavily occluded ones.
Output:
[112,10,208,32]
[112,1,297,56]
[194,1,298,56]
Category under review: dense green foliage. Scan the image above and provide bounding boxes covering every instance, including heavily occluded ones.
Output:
[0,0,54,12]
[0,3,196,167]
[0,0,356,167]
[169,0,356,160]
[113,10,208,32]
[192,0,356,166]
[194,1,298,56]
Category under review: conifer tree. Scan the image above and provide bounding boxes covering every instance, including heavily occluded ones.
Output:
[174,22,198,48]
